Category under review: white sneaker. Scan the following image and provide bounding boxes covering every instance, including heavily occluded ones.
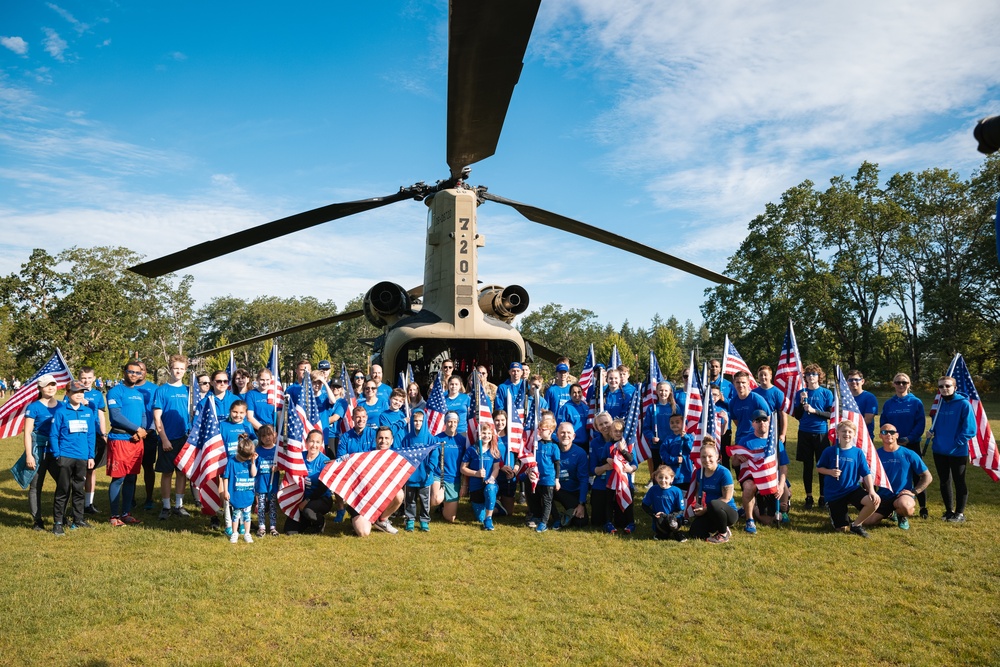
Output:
[229,533,239,543]
[373,519,398,534]
[243,532,254,543]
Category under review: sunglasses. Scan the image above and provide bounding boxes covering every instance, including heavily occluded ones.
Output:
[752,418,768,423]
[365,386,377,391]
[125,370,142,375]
[199,381,210,386]
[804,372,819,376]
[880,429,897,435]
[847,378,863,383]
[938,384,953,389]
[894,380,909,385]
[215,380,229,385]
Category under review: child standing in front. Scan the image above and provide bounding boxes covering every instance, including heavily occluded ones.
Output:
[641,465,686,542]
[220,434,257,544]
[460,421,501,531]
[659,413,694,493]
[254,425,279,537]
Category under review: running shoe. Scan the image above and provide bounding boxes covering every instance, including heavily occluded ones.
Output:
[120,514,141,525]
[53,523,65,537]
[947,513,966,523]
[919,507,928,520]
[109,516,125,527]
[849,524,870,538]
[158,508,171,521]
[744,519,757,535]
[419,521,430,532]
[405,520,415,532]
[535,522,548,533]
[897,516,910,530]
[172,507,191,518]
[484,517,494,531]
[373,519,398,534]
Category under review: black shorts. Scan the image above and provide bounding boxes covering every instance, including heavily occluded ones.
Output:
[828,487,868,529]
[155,437,186,473]
[796,431,829,463]
[469,488,486,504]
[755,493,780,516]
[93,433,108,469]
[497,475,517,499]
[142,436,157,467]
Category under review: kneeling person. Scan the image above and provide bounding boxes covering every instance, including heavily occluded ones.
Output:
[553,421,589,529]
[641,465,686,542]
[864,425,932,530]
[817,420,880,538]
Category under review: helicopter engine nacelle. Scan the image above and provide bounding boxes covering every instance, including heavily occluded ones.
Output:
[478,284,529,323]
[363,281,411,328]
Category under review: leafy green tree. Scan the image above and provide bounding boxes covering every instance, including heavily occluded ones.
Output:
[650,325,684,380]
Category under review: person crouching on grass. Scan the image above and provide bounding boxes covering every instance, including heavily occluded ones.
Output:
[688,437,737,544]
[460,421,501,531]
[816,420,881,538]
[863,425,932,531]
[220,435,257,544]
[641,465,686,542]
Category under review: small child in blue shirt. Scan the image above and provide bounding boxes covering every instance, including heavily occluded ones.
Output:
[220,435,257,543]
[659,413,694,493]
[641,465,686,542]
[254,425,279,537]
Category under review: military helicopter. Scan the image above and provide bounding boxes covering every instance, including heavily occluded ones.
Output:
[129,0,736,385]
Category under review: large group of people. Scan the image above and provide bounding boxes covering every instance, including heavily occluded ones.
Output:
[16,352,980,542]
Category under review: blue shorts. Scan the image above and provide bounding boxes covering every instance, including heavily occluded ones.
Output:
[443,480,459,503]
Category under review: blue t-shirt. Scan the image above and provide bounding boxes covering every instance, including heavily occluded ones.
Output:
[556,400,589,445]
[254,445,279,494]
[753,385,785,416]
[220,419,256,459]
[49,401,100,459]
[224,457,256,509]
[797,387,835,434]
[817,445,871,501]
[360,397,389,428]
[200,391,236,420]
[588,437,615,491]
[304,452,331,499]
[107,384,148,440]
[338,427,376,457]
[134,381,157,428]
[877,445,927,494]
[698,466,736,509]
[153,383,191,441]
[494,380,523,413]
[534,440,560,486]
[244,389,276,428]
[26,400,60,438]
[557,445,589,504]
[642,485,685,515]
[659,432,694,485]
[853,390,879,438]
[462,444,500,492]
[643,403,682,448]
[711,377,734,405]
[444,393,471,435]
[84,388,107,413]
[378,408,408,446]
[728,392,771,444]
[545,384,571,415]
[435,433,467,484]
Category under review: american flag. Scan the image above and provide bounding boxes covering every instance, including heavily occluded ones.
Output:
[467,378,494,439]
[607,443,633,512]
[835,366,891,491]
[578,344,596,396]
[949,354,1000,482]
[319,449,416,523]
[726,410,779,495]
[0,350,73,439]
[586,366,605,433]
[682,352,702,438]
[397,364,414,389]
[295,379,324,434]
[424,372,448,436]
[519,389,540,490]
[338,362,357,433]
[623,378,648,463]
[266,341,284,411]
[608,344,621,370]
[506,390,524,455]
[225,351,237,384]
[276,393,309,520]
[685,365,713,513]
[723,335,759,389]
[180,395,227,516]
[828,377,841,445]
[773,320,804,415]
[638,350,663,462]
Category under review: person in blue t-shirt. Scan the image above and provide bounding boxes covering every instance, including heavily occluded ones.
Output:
[846,370,878,439]
[378,388,409,446]
[285,430,332,536]
[244,368,277,431]
[443,376,471,435]
[754,365,788,444]
[220,434,257,543]
[338,406,376,457]
[460,421,501,531]
[107,361,150,526]
[865,425,932,530]
[553,421,589,529]
[544,363,572,415]
[555,384,589,452]
[816,420,881,538]
[435,412,467,523]
[360,379,389,427]
[643,382,683,476]
[152,354,192,520]
[22,373,62,531]
[526,412,561,532]
[133,360,159,512]
[728,371,771,449]
[588,411,616,529]
[792,363,835,509]
[253,425,280,537]
[880,372,928,518]
[493,409,521,517]
[231,368,252,402]
[687,437,737,543]
[220,401,257,460]
[659,414,693,493]
[641,465,686,542]
[929,375,977,523]
[49,380,100,534]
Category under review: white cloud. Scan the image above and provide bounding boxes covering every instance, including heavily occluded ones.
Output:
[42,28,67,61]
[168,51,187,61]
[1,36,28,55]
[46,3,91,34]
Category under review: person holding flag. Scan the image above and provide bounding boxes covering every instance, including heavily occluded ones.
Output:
[929,375,976,523]
[816,420,881,538]
[290,429,333,535]
[460,421,502,530]
[434,412,467,523]
[588,411,615,529]
[643,382,682,475]
[879,372,927,518]
[727,409,780,534]
[793,363,835,510]
[22,373,63,531]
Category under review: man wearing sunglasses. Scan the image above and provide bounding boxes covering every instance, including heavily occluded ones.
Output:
[865,425,932,530]
[846,370,878,439]
[929,376,976,523]
[880,373,928,518]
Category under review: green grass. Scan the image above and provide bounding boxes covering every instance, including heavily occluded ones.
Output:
[2,400,1000,666]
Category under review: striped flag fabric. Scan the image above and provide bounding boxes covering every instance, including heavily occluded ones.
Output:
[773,320,804,415]
[726,412,779,495]
[424,372,448,436]
[684,365,714,514]
[296,377,324,434]
[623,378,648,463]
[578,344,596,396]
[586,366,605,433]
[266,342,284,411]
[607,444,633,512]
[519,390,541,490]
[722,335,759,389]
[638,350,663,462]
[469,378,494,438]
[339,362,357,434]
[828,377,841,445]
[507,391,524,455]
[225,351,237,383]
[949,354,1000,481]
[682,352,702,439]
[320,449,415,523]
[835,366,891,491]
[0,350,73,439]
[276,393,309,520]
[183,395,227,516]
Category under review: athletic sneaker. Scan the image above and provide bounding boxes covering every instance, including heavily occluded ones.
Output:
[243,532,254,543]
[484,517,494,531]
[781,512,791,525]
[525,518,537,529]
[744,519,757,535]
[493,502,508,517]
[373,519,398,534]
[723,527,733,540]
[210,516,220,530]
[419,521,430,532]
[604,522,617,535]
[257,526,266,538]
[229,532,239,544]
[737,507,746,521]
[53,523,65,537]
[109,516,125,527]
[84,505,99,515]
[947,513,966,523]
[144,499,155,511]
[623,523,635,535]
[121,514,141,525]
[405,520,415,532]
[897,516,910,530]
[333,509,346,523]
[158,508,171,521]
[804,496,814,509]
[817,496,827,509]
[172,507,191,518]
[919,507,929,520]
[32,520,45,532]
[849,524,870,538]
[942,510,955,521]
[706,531,729,544]
[536,522,548,533]
[674,533,689,543]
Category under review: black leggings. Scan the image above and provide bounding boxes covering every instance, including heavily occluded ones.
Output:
[933,454,968,514]
[688,499,738,539]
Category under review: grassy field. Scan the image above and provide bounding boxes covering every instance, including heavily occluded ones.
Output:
[1,395,999,666]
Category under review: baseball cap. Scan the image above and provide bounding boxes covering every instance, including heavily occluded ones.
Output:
[67,380,86,393]
[751,409,769,421]
[36,373,57,388]
[509,362,523,370]
[555,363,569,372]
[317,360,331,370]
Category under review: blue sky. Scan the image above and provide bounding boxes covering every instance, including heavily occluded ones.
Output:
[2,0,999,333]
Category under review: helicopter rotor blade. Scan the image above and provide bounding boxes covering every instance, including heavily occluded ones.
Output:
[194,310,365,357]
[481,191,738,286]
[130,188,422,278]
[523,338,571,366]
[446,0,541,180]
